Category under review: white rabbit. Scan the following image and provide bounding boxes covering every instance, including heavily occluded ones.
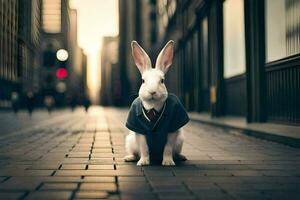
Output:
[124,40,189,166]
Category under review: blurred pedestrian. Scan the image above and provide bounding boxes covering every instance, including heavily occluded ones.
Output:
[70,97,77,112]
[11,92,19,114]
[83,97,91,113]
[44,95,55,114]
[25,91,35,116]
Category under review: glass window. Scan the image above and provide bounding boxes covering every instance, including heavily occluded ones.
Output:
[43,0,61,33]
[223,0,246,78]
[265,0,300,62]
[200,17,209,88]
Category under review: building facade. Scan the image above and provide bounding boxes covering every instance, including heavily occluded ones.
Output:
[119,0,300,125]
[68,8,86,103]
[100,36,121,106]
[0,0,19,108]
[0,0,85,109]
[40,0,86,107]
[80,48,88,100]
[18,0,42,99]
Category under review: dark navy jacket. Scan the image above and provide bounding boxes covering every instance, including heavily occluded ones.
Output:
[126,94,189,163]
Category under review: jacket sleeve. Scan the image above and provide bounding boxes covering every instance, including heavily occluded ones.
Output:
[168,100,190,132]
[125,103,146,134]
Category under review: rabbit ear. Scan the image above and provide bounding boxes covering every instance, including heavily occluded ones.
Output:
[155,40,174,73]
[131,41,152,74]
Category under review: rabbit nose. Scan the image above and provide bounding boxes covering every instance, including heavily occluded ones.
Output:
[150,92,156,95]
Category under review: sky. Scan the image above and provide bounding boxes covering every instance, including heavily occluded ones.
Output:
[69,0,119,103]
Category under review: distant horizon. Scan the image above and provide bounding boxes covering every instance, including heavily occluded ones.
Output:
[69,0,119,103]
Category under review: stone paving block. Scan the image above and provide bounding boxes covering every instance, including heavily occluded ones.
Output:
[156,191,195,200]
[263,189,300,200]
[0,176,8,182]
[62,158,89,164]
[216,182,256,191]
[88,159,115,164]
[231,170,264,177]
[159,197,197,200]
[27,164,60,170]
[67,154,89,158]
[0,178,41,191]
[40,183,78,190]
[0,169,54,176]
[0,192,24,200]
[241,176,300,184]
[61,164,86,170]
[3,164,32,170]
[88,164,114,170]
[193,189,235,200]
[261,170,292,177]
[91,153,114,157]
[74,191,108,199]
[80,183,117,191]
[117,176,147,182]
[121,194,157,200]
[203,170,234,177]
[250,183,300,190]
[40,176,83,183]
[26,191,72,200]
[92,148,113,153]
[151,184,187,192]
[149,181,183,188]
[184,182,219,190]
[227,190,268,200]
[89,158,114,162]
[24,170,55,176]
[196,164,251,170]
[115,165,141,170]
[83,176,116,182]
[172,170,206,177]
[55,169,143,176]
[118,182,151,192]
[143,170,174,177]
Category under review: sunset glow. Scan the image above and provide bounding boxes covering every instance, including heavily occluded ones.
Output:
[69,0,119,103]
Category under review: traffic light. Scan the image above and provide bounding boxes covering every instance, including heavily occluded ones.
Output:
[56,68,68,79]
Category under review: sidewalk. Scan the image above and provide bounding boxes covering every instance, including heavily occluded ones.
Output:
[189,112,300,148]
[0,107,299,200]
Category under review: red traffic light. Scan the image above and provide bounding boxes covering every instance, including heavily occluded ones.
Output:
[56,68,68,79]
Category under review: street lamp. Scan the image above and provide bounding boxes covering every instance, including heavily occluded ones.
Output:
[56,49,69,61]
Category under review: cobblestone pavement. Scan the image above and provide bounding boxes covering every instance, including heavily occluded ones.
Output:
[0,107,299,200]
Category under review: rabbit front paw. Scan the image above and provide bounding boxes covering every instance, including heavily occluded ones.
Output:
[162,157,175,166]
[124,155,137,162]
[137,157,150,166]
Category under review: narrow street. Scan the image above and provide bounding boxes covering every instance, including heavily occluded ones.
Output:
[0,107,299,200]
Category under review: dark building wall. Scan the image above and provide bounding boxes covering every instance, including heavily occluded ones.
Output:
[119,0,300,125]
[18,0,42,95]
[118,0,137,105]
[0,0,43,109]
[0,0,19,108]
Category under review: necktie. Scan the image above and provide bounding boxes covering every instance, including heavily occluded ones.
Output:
[146,109,157,121]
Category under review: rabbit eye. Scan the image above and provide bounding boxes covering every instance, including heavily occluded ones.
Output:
[160,79,164,84]
[142,79,145,83]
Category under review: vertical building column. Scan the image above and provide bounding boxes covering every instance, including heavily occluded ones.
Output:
[209,0,224,117]
[118,0,130,105]
[244,0,267,122]
[135,0,141,43]
[150,0,157,45]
